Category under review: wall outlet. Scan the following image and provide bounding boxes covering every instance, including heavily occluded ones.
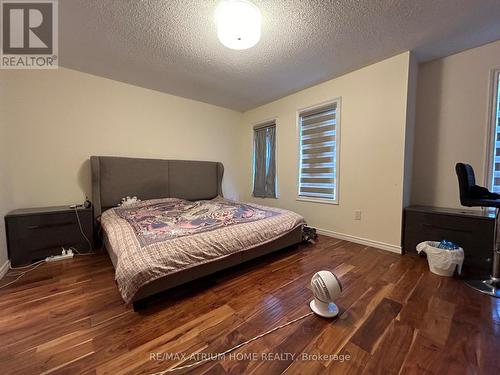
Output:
[354,210,362,220]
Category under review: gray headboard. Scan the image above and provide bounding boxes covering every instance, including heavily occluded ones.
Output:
[90,156,224,219]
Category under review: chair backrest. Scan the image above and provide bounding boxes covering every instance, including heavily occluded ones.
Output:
[455,163,476,206]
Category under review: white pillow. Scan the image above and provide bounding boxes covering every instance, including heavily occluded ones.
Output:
[119,196,141,206]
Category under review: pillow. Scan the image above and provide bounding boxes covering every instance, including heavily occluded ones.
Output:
[118,196,141,207]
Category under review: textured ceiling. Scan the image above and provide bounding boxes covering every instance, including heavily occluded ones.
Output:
[60,0,500,111]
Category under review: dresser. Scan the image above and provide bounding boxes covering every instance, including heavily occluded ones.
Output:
[5,206,94,266]
[403,206,496,278]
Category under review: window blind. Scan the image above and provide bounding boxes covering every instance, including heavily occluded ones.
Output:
[492,73,500,193]
[298,102,338,201]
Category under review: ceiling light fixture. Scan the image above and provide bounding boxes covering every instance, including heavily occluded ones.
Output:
[215,0,262,50]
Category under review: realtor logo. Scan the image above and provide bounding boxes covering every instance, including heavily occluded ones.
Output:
[1,0,58,69]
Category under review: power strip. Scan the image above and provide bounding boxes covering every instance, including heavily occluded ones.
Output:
[45,249,74,262]
[46,254,74,262]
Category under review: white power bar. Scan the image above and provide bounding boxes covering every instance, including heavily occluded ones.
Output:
[45,254,74,262]
[45,248,74,262]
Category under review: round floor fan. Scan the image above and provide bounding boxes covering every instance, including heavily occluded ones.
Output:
[309,270,343,318]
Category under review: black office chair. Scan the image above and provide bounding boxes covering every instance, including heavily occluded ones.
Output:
[456,162,500,297]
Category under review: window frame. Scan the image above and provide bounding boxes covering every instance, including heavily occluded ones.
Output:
[252,118,279,199]
[296,97,341,205]
[485,69,500,192]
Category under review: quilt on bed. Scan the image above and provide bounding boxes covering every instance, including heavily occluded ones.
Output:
[101,197,305,303]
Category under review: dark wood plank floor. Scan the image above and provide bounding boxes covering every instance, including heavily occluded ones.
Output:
[0,236,499,375]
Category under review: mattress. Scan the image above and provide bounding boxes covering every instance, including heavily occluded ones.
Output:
[100,197,305,303]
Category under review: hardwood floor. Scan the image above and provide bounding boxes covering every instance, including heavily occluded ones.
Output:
[0,236,499,374]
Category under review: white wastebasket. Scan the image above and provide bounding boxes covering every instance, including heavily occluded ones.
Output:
[416,241,464,277]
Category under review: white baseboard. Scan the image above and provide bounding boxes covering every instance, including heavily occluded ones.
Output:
[316,228,402,254]
[0,259,10,280]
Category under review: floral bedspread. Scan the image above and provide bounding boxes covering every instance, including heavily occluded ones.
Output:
[115,198,280,247]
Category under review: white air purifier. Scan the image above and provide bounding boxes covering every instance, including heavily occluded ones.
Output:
[309,270,342,318]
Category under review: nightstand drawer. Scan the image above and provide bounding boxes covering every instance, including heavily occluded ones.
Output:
[16,214,79,232]
[5,206,94,266]
[15,218,81,250]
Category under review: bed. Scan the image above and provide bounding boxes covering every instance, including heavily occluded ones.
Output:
[91,156,305,310]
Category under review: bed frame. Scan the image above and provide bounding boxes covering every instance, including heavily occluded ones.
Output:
[90,156,303,310]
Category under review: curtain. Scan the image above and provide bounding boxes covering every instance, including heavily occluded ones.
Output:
[253,123,276,198]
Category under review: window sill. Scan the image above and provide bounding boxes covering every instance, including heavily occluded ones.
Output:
[296,197,338,205]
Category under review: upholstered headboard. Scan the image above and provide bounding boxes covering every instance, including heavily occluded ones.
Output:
[90,156,224,219]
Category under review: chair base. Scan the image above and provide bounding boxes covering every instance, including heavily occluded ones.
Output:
[464,278,500,298]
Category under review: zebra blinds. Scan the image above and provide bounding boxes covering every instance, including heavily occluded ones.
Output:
[298,102,338,201]
[492,73,500,193]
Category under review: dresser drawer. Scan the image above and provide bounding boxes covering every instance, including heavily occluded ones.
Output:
[15,213,79,230]
[14,216,81,250]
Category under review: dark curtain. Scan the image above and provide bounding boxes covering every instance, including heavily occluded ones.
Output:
[253,125,276,198]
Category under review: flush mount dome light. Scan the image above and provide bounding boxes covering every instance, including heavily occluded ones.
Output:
[215,0,262,50]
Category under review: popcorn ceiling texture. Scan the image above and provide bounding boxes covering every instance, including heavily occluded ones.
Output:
[60,0,500,111]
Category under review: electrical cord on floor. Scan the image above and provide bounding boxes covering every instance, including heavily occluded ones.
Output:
[0,244,99,290]
[0,261,45,290]
[150,311,315,374]
[8,259,46,277]
[9,259,46,270]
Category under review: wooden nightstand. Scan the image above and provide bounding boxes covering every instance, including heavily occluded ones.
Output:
[5,206,94,266]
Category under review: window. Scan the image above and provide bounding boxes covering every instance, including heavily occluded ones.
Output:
[253,121,277,198]
[490,72,500,193]
[298,100,340,203]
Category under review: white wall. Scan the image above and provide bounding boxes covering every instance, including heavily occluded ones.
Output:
[402,53,419,208]
[412,39,500,209]
[241,53,414,250]
[0,95,12,271]
[0,68,244,212]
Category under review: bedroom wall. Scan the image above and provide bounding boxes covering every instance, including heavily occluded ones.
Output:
[0,68,244,212]
[411,39,500,209]
[0,98,12,274]
[241,52,414,251]
[402,53,419,208]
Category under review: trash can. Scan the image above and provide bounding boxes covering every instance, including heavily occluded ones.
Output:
[416,241,464,277]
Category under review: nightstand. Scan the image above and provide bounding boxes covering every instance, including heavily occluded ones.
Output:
[5,206,94,266]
